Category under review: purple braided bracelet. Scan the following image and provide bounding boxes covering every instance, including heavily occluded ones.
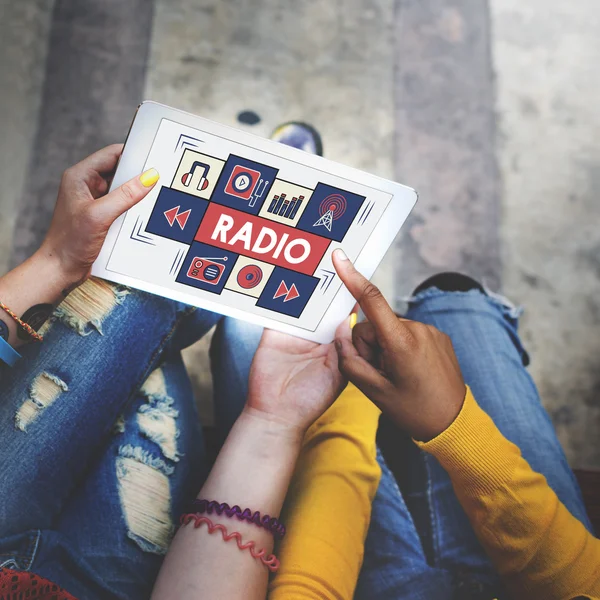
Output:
[189,499,286,538]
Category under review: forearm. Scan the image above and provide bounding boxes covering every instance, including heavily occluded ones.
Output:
[418,387,600,599]
[151,408,303,600]
[0,248,77,347]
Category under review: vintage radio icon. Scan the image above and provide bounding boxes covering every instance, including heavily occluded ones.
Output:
[187,256,228,285]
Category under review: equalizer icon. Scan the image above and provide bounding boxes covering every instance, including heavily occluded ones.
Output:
[266,193,305,221]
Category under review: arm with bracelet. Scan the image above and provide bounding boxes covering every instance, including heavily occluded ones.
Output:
[0,145,160,363]
[152,320,359,599]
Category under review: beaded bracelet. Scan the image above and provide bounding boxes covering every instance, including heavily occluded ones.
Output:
[190,499,286,538]
[180,514,280,572]
[0,301,44,342]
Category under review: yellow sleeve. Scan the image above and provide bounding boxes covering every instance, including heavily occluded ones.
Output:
[416,386,600,600]
[268,383,381,600]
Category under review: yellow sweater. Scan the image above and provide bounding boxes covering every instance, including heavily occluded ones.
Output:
[269,383,381,599]
[269,385,600,599]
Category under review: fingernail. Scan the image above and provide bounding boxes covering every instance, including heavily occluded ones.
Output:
[349,313,357,329]
[334,339,342,351]
[140,168,159,187]
[334,248,348,261]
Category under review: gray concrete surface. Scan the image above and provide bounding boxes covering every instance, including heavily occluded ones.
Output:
[0,0,54,275]
[393,0,501,297]
[492,0,600,468]
[9,0,154,268]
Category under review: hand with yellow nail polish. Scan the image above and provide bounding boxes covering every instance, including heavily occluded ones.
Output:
[40,144,160,287]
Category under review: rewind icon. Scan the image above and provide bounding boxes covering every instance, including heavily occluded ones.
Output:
[164,205,191,230]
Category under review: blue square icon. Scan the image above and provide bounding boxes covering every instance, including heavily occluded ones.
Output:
[146,187,209,244]
[176,242,238,294]
[256,267,319,318]
[296,183,366,242]
[210,155,278,215]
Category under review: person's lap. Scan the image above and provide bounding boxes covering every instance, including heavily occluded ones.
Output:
[0,282,589,599]
[0,296,263,599]
[356,288,591,599]
[0,283,227,598]
[0,282,202,534]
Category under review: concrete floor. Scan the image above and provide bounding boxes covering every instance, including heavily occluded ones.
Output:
[1,0,599,467]
[0,0,53,275]
[493,0,600,468]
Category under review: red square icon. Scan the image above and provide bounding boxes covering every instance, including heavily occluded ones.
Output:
[187,257,226,285]
[224,165,261,200]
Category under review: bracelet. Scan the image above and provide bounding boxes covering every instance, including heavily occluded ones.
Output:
[180,514,280,572]
[190,499,286,538]
[0,337,21,367]
[0,301,44,342]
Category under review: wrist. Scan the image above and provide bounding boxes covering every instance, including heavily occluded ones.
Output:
[239,405,306,447]
[197,405,303,518]
[34,244,86,292]
[406,386,466,442]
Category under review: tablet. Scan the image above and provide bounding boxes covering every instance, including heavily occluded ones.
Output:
[92,101,417,343]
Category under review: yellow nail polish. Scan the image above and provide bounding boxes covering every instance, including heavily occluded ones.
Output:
[140,168,159,187]
[349,313,357,329]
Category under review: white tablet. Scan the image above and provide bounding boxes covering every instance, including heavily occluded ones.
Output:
[92,101,417,343]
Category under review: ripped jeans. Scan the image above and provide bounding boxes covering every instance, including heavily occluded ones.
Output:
[0,278,261,599]
[0,280,591,599]
[355,288,592,599]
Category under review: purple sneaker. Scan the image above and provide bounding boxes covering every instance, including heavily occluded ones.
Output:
[270,121,323,156]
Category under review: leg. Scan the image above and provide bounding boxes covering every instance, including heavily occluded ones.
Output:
[398,287,591,582]
[355,449,452,600]
[0,278,219,536]
[210,317,263,442]
[26,352,206,600]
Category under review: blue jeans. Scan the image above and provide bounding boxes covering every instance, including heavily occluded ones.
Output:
[355,288,592,600]
[0,280,263,599]
[0,283,590,599]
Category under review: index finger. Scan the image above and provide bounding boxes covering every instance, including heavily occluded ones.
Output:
[332,249,399,339]
[70,144,124,178]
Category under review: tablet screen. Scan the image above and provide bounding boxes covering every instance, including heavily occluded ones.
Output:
[101,117,394,333]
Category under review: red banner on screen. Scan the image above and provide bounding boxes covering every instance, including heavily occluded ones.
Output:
[195,203,329,275]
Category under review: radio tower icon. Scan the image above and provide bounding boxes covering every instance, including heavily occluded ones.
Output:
[313,194,347,232]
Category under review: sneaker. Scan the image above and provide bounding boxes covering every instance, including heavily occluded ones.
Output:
[411,272,485,297]
[270,121,323,156]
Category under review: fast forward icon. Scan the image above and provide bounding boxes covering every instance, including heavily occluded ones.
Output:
[273,280,300,302]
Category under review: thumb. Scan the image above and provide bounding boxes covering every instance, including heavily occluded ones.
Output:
[93,167,160,224]
[335,319,391,404]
